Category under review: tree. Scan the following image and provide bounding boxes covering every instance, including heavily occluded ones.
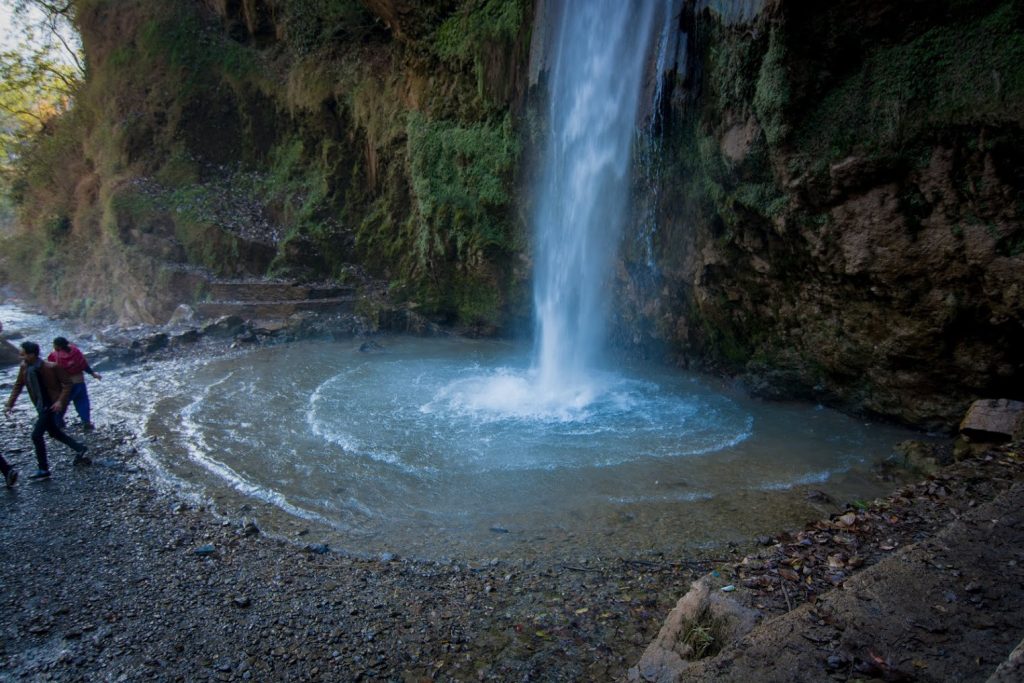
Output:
[0,0,83,226]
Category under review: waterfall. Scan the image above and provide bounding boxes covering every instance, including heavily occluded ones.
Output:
[532,0,660,397]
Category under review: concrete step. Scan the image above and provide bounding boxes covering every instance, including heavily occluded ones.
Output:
[195,297,356,319]
[207,281,355,303]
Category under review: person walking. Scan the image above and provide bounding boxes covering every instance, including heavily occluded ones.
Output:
[48,336,101,431]
[4,341,90,479]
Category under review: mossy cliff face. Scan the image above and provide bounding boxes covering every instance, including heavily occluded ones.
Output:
[7,0,1022,430]
[4,0,530,329]
[617,0,1024,429]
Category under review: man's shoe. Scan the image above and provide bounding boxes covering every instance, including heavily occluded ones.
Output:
[73,450,91,467]
[82,422,95,432]
[4,469,16,488]
[28,469,51,480]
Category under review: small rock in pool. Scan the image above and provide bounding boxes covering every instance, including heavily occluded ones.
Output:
[305,543,330,554]
[193,544,216,556]
[489,526,510,534]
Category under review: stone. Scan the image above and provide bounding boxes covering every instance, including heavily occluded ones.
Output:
[193,544,216,556]
[304,543,330,554]
[169,329,201,347]
[959,399,1024,442]
[0,340,20,367]
[628,578,760,682]
[167,304,196,326]
[892,440,954,475]
[134,333,169,353]
[202,316,246,337]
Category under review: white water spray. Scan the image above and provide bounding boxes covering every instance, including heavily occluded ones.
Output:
[532,1,660,399]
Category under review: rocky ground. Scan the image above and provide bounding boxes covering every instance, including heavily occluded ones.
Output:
[0,418,702,682]
[1,323,1022,681]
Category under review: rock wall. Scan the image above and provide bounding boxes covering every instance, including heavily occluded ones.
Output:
[615,0,1024,430]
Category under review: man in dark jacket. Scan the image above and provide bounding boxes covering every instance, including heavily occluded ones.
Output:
[4,341,90,479]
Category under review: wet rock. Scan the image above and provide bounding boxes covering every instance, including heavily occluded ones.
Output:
[193,544,216,556]
[359,340,384,353]
[135,333,169,353]
[169,329,201,347]
[304,543,330,554]
[202,316,246,337]
[892,440,954,474]
[0,339,20,367]
[806,490,834,504]
[167,304,196,326]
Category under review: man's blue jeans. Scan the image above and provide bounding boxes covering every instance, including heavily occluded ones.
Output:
[68,382,91,426]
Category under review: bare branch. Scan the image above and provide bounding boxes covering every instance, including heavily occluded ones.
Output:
[45,14,84,76]
[0,103,48,126]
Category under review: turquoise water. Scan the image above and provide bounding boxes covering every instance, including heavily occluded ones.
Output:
[87,336,922,561]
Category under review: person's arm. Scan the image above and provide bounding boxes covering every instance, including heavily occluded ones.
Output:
[5,366,25,413]
[84,361,101,380]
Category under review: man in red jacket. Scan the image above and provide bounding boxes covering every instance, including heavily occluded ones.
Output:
[4,341,90,479]
[48,336,102,431]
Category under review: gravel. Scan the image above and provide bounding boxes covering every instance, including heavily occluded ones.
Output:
[0,416,701,681]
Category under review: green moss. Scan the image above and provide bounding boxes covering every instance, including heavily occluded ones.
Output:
[433,0,525,102]
[706,25,763,115]
[794,1,1024,161]
[283,0,375,57]
[138,6,256,89]
[753,26,790,147]
[404,111,519,267]
[732,182,788,218]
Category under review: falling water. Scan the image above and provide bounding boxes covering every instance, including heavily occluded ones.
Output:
[635,0,682,272]
[532,1,660,397]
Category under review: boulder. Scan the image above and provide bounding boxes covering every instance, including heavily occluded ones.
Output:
[202,315,246,337]
[892,440,954,475]
[167,304,196,326]
[959,399,1024,442]
[628,578,760,682]
[0,339,21,367]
